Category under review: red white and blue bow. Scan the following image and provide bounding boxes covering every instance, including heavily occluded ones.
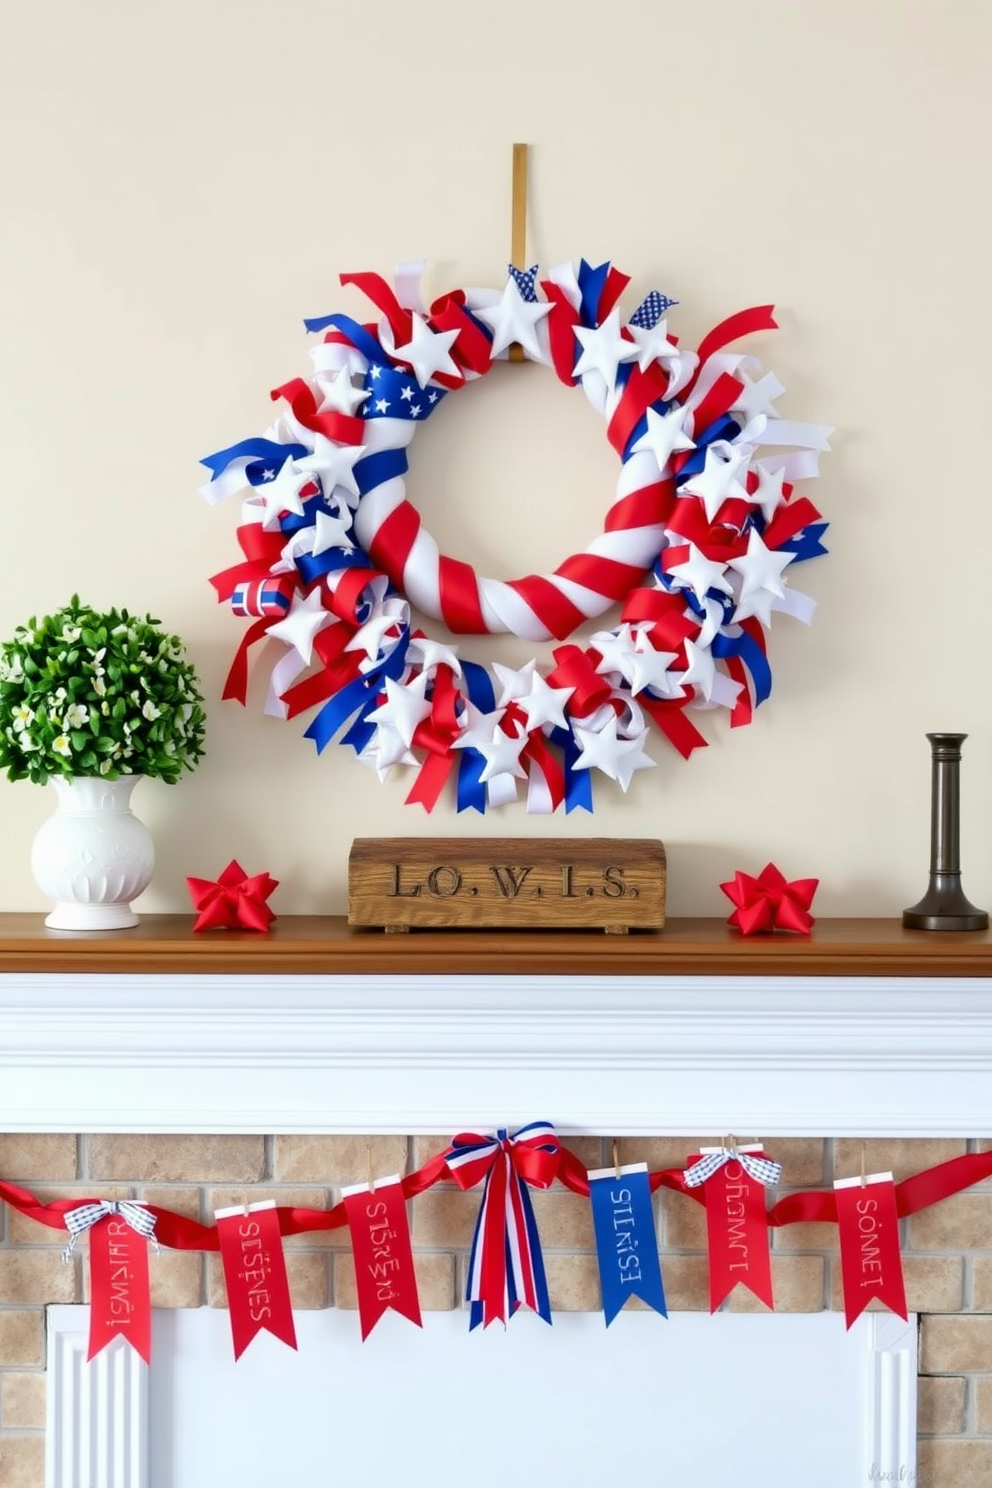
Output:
[683,1146,782,1188]
[445,1121,559,1329]
[62,1199,159,1262]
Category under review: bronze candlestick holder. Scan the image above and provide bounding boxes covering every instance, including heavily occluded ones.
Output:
[903,732,988,931]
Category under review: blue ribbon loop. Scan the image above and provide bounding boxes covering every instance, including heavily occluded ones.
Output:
[303,629,409,754]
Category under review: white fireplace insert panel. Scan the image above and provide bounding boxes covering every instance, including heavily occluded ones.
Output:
[47,1306,918,1488]
[1,971,992,1134]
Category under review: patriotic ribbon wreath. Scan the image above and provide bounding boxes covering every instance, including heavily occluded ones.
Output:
[202,259,831,813]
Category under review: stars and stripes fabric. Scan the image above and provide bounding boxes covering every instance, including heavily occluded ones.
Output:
[683,1146,782,1189]
[62,1199,158,1261]
[629,290,678,329]
[444,1121,559,1329]
[508,263,539,302]
[231,576,295,618]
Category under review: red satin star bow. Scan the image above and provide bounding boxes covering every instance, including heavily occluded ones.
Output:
[186,860,279,932]
[719,862,818,936]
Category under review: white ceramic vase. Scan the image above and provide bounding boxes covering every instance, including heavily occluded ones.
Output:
[30,775,154,930]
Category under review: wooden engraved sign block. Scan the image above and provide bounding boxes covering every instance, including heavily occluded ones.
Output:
[348,838,666,933]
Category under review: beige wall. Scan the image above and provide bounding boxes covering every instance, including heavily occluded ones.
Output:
[1,0,990,917]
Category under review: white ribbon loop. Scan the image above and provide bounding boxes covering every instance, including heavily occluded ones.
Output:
[62,1199,159,1262]
[682,1147,782,1189]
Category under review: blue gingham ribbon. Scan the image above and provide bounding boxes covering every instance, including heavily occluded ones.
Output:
[62,1200,159,1262]
[683,1147,782,1189]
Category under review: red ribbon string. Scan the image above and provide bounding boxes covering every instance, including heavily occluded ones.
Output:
[270,378,365,445]
[540,279,581,386]
[339,272,412,345]
[210,525,287,603]
[606,362,670,457]
[547,644,613,718]
[688,371,745,438]
[506,575,587,642]
[604,481,675,534]
[428,292,492,378]
[694,305,779,373]
[4,1148,992,1269]
[637,694,710,760]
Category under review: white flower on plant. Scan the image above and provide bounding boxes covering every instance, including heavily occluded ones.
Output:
[64,703,88,729]
[61,625,81,643]
[99,758,114,775]
[11,704,34,731]
[111,624,128,638]
[0,654,24,682]
[51,687,67,704]
[141,700,161,722]
[18,733,38,752]
[101,701,110,716]
[52,734,72,757]
[93,675,107,697]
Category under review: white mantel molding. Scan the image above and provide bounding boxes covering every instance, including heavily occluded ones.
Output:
[3,971,992,1136]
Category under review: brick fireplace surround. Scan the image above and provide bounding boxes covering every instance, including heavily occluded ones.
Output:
[2,918,992,1488]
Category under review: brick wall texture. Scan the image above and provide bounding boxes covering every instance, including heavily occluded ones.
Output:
[2,1134,991,1486]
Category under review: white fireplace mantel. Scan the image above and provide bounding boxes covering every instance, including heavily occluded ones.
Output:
[2,916,992,1136]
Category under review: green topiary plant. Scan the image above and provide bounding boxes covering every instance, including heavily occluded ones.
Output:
[0,597,206,785]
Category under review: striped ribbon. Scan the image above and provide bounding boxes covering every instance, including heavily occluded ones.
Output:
[62,1200,158,1262]
[683,1148,782,1189]
[445,1121,559,1329]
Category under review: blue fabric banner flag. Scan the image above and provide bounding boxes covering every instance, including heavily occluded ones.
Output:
[588,1163,667,1325]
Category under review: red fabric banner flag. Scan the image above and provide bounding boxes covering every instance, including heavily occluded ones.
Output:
[692,1146,775,1311]
[834,1173,908,1329]
[87,1215,152,1362]
[342,1176,422,1341]
[215,1201,298,1361]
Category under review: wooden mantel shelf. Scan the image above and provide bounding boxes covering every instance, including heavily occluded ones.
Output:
[1,913,991,978]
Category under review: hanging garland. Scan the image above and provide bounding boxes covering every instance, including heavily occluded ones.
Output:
[202,260,831,812]
[3,1133,989,1362]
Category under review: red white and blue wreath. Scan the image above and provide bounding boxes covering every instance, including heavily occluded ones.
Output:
[201,259,831,813]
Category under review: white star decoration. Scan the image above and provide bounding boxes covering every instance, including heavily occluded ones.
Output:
[476,723,529,785]
[728,528,795,626]
[256,458,308,530]
[748,462,789,525]
[626,317,680,375]
[315,366,370,418]
[571,715,656,792]
[680,441,752,523]
[295,435,366,507]
[391,313,461,389]
[266,589,335,666]
[572,308,640,391]
[365,673,433,748]
[630,405,696,477]
[516,672,574,733]
[666,544,734,604]
[591,624,637,677]
[407,635,461,675]
[493,661,537,709]
[678,638,718,702]
[451,704,508,754]
[623,636,681,698]
[476,279,552,360]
